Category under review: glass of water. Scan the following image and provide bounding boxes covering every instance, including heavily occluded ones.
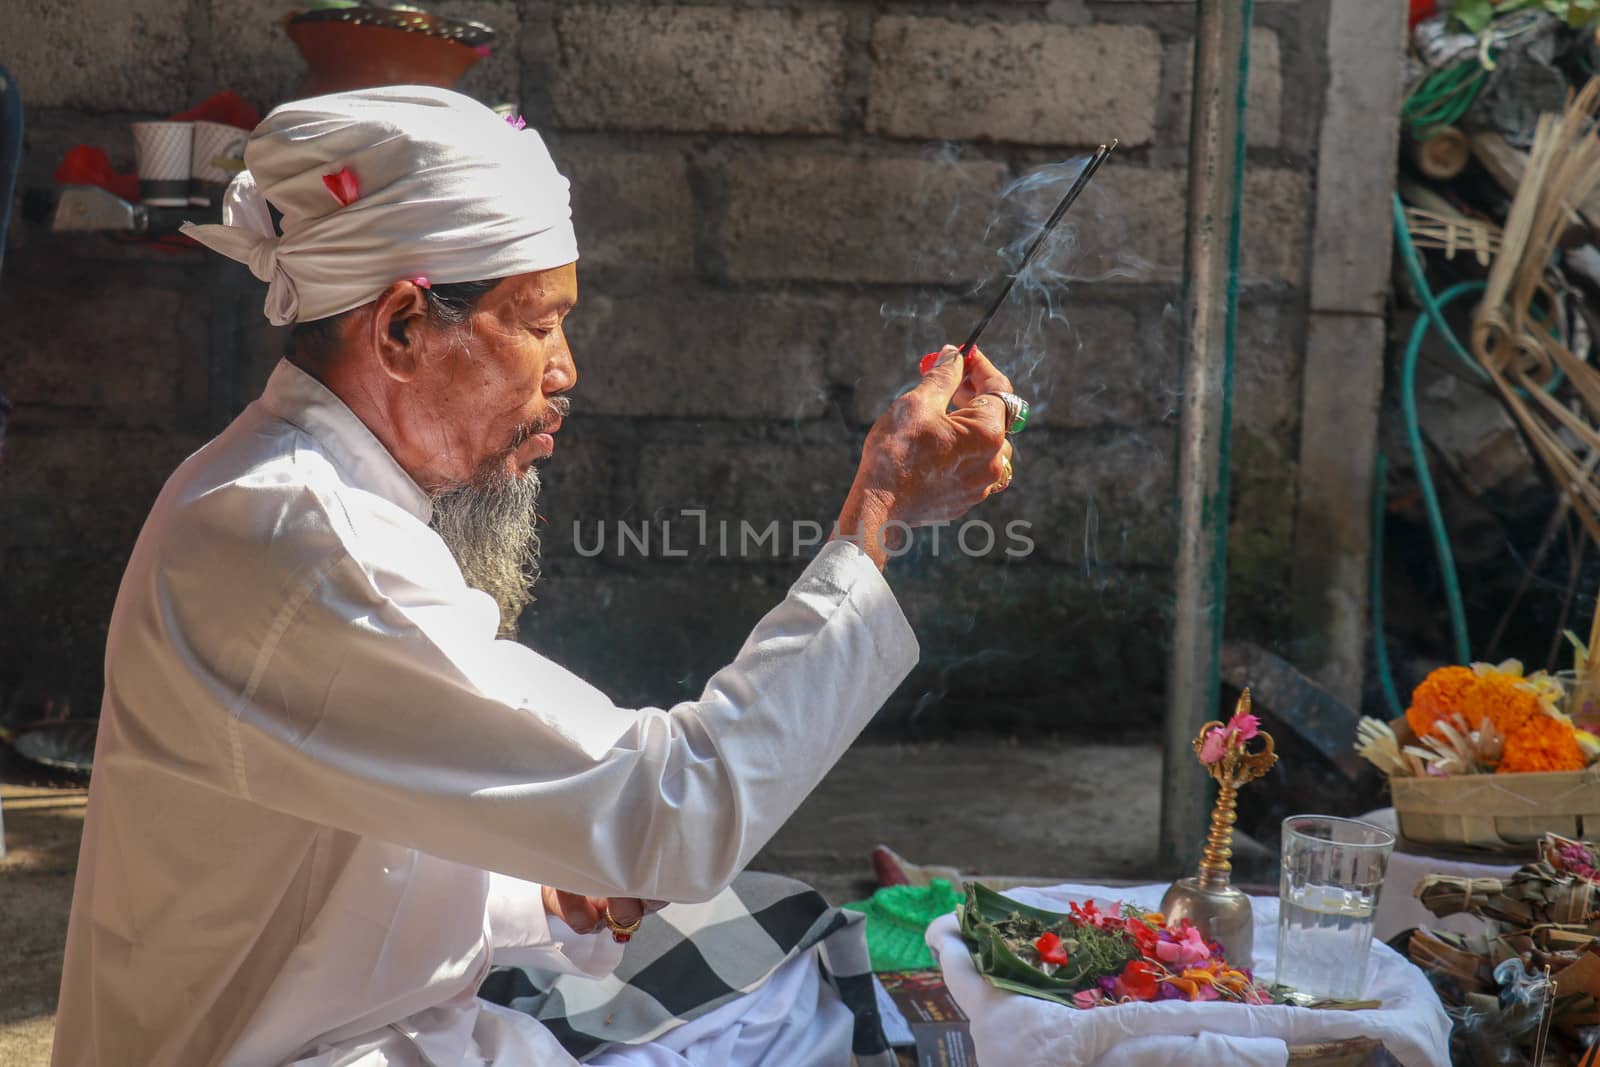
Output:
[1275,815,1395,1000]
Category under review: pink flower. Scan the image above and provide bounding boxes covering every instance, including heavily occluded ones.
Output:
[1560,843,1599,879]
[322,166,359,207]
[411,276,431,289]
[504,113,526,131]
[1155,925,1212,967]
[1072,990,1101,1010]
[1200,711,1261,765]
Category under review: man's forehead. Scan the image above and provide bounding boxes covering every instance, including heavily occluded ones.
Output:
[490,265,578,312]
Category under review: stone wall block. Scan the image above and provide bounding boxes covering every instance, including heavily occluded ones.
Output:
[551,6,847,134]
[889,563,1176,729]
[436,0,523,107]
[838,299,1167,431]
[522,565,797,707]
[196,0,302,113]
[724,156,1010,284]
[1233,301,1304,437]
[1002,165,1309,286]
[533,424,626,556]
[629,432,862,562]
[1241,168,1312,287]
[1175,27,1283,147]
[0,426,204,544]
[0,278,187,423]
[980,427,1176,567]
[563,290,833,419]
[867,18,1161,147]
[9,0,190,112]
[555,146,695,273]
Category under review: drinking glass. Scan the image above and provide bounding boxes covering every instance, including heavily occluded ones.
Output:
[1275,814,1395,999]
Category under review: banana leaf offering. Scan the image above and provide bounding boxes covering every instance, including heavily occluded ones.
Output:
[958,882,1280,1009]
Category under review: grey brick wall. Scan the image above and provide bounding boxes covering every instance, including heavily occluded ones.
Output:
[0,0,1327,734]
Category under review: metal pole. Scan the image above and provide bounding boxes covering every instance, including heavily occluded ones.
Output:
[1160,0,1252,875]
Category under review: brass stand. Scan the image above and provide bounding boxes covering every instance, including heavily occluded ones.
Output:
[1160,690,1278,967]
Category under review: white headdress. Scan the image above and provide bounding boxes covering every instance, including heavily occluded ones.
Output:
[182,86,578,326]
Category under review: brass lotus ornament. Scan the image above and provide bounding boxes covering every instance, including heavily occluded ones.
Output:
[1161,689,1279,966]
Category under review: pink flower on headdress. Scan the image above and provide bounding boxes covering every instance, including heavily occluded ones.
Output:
[504,113,527,131]
[322,166,359,207]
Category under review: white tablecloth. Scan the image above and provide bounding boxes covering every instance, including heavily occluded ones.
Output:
[927,882,1452,1067]
[1359,808,1520,942]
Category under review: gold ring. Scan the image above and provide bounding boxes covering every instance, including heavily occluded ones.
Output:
[993,454,1014,493]
[602,906,644,943]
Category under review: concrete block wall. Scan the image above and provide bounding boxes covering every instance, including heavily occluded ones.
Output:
[1,0,1330,733]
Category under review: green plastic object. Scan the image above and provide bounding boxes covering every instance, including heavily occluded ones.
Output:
[843,878,965,972]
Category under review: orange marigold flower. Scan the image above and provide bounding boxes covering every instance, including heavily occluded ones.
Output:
[1406,666,1477,739]
[1499,713,1587,774]
[1407,665,1542,743]
[1460,669,1543,739]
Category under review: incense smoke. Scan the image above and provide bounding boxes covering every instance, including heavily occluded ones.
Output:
[877,149,1161,426]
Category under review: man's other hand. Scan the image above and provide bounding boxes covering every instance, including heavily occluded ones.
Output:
[542,886,666,939]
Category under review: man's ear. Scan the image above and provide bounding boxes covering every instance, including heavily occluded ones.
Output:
[369,281,431,382]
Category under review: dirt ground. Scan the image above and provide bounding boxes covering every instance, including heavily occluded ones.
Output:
[0,750,87,1067]
[0,738,1175,1065]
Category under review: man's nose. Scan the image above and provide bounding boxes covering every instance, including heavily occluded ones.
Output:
[545,327,577,394]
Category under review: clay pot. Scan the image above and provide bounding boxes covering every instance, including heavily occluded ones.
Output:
[284,12,491,98]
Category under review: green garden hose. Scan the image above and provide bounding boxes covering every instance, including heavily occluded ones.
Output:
[1402,60,1488,135]
[1371,453,1405,718]
[1399,278,1484,670]
[1375,193,1566,710]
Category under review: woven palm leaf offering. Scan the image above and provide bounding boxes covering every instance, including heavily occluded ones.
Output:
[1407,833,1600,1059]
[1355,660,1600,849]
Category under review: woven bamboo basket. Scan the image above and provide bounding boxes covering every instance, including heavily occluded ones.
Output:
[1385,716,1600,850]
[1391,767,1600,850]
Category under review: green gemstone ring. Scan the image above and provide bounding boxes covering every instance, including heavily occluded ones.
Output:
[994,391,1029,436]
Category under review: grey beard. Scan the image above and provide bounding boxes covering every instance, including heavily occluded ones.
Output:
[431,463,542,637]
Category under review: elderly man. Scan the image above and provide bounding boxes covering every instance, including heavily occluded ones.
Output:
[52,87,1020,1066]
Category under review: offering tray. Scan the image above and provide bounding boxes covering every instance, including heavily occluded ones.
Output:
[927,882,1452,1066]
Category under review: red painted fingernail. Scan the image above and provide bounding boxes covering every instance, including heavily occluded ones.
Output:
[919,351,940,376]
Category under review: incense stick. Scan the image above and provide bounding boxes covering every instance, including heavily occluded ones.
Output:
[958,140,1118,356]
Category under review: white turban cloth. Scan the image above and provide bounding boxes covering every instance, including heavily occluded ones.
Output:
[181,86,579,326]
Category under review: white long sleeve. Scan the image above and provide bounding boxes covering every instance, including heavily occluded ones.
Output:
[145,475,910,901]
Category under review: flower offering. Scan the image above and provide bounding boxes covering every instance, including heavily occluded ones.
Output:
[958,883,1276,1009]
[1357,660,1600,777]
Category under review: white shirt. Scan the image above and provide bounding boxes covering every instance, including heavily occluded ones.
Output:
[52,361,918,1067]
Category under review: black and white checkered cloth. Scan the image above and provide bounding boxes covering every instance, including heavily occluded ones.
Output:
[479,872,894,1066]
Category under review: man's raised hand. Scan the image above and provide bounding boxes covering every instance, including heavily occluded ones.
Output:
[834,344,1017,568]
